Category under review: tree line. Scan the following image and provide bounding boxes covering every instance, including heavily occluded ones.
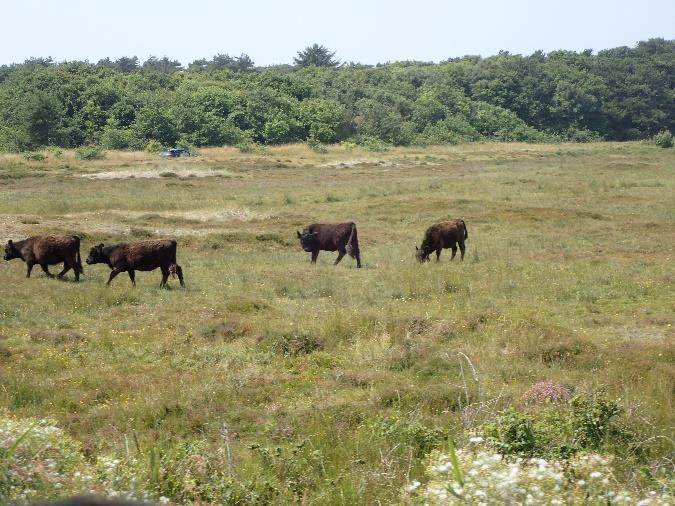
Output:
[0,40,672,152]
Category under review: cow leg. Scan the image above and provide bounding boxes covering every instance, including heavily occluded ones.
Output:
[355,251,362,268]
[160,266,169,288]
[40,264,54,278]
[26,262,35,278]
[334,249,346,265]
[174,265,185,288]
[450,245,457,261]
[310,251,319,264]
[106,268,123,286]
[57,262,71,279]
[436,249,442,262]
[128,270,136,287]
[459,241,466,261]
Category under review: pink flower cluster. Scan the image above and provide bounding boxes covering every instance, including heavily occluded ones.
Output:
[522,381,571,404]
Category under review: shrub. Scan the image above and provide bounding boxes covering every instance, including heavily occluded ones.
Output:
[22,151,46,161]
[564,127,602,143]
[370,415,445,456]
[481,394,633,460]
[145,139,163,153]
[235,140,259,153]
[47,146,63,158]
[101,126,133,149]
[175,139,197,156]
[75,146,106,160]
[306,136,328,153]
[355,135,389,152]
[482,408,537,456]
[268,332,323,357]
[652,130,673,148]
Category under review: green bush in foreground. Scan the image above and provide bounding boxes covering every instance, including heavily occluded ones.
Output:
[22,151,46,161]
[75,146,106,160]
[652,130,673,148]
[481,395,634,460]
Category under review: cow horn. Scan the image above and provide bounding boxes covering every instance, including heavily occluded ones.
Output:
[415,245,419,251]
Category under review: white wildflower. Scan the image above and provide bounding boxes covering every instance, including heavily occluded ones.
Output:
[406,480,421,492]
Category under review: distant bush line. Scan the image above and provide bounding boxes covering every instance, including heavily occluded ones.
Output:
[0,39,673,151]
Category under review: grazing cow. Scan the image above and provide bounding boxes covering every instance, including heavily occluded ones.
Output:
[416,219,468,263]
[3,235,83,280]
[85,239,185,287]
[297,222,361,268]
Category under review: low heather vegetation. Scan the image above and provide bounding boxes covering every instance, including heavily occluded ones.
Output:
[0,142,672,504]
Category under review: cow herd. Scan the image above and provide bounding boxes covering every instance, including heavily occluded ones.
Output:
[2,219,468,287]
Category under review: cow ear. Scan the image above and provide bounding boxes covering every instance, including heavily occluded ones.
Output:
[296,231,301,238]
[415,245,419,251]
[97,243,104,249]
[7,240,12,245]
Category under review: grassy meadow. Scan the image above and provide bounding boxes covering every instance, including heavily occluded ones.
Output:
[0,142,673,504]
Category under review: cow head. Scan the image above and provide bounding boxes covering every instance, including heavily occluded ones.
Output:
[86,243,106,265]
[3,240,20,261]
[297,230,318,252]
[415,245,430,263]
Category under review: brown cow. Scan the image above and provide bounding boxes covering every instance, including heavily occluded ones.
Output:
[86,239,185,287]
[297,222,361,268]
[416,219,468,263]
[3,235,83,280]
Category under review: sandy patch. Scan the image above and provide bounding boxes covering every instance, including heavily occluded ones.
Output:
[318,159,441,168]
[319,159,392,168]
[1,207,270,241]
[80,167,235,179]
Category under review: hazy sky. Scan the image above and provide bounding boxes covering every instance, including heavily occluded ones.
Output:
[3,0,673,66]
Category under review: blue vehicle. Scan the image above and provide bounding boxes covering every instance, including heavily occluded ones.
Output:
[160,148,188,158]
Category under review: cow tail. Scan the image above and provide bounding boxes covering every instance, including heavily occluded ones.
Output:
[462,220,468,240]
[74,235,84,274]
[169,240,178,278]
[346,223,359,258]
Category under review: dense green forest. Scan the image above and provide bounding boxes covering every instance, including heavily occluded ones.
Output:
[0,39,673,151]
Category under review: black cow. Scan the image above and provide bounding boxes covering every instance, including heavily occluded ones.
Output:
[416,219,468,262]
[86,239,185,287]
[3,235,83,280]
[297,222,361,268]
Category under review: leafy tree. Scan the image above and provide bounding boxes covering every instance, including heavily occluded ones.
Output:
[23,57,55,67]
[293,44,340,68]
[131,102,178,145]
[299,98,345,142]
[189,53,255,72]
[233,53,255,72]
[0,39,673,150]
[115,56,140,73]
[142,56,182,73]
